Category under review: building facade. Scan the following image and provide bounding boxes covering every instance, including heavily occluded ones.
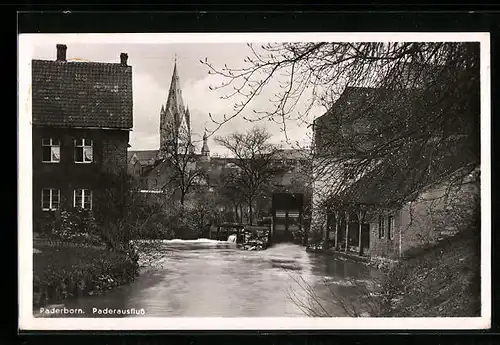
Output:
[128,61,312,225]
[32,44,133,233]
[311,69,479,259]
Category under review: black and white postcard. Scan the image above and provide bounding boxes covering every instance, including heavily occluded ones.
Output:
[18,32,491,330]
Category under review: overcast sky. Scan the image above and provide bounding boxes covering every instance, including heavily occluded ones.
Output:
[29,40,324,156]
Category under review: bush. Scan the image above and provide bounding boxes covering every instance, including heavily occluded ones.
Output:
[39,208,105,247]
[159,202,205,240]
[33,246,139,306]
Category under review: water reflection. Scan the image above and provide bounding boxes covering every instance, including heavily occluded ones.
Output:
[35,240,380,318]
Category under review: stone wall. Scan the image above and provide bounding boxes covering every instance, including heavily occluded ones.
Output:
[399,175,480,256]
[367,169,480,260]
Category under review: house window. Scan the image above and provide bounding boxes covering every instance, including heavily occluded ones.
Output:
[378,215,385,239]
[74,189,92,210]
[42,138,60,163]
[388,216,395,240]
[74,139,93,163]
[41,188,60,211]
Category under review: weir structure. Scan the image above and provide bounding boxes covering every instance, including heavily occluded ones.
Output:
[271,192,305,244]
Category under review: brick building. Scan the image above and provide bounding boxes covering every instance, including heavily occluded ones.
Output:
[32,44,133,233]
[311,65,479,259]
[321,162,479,259]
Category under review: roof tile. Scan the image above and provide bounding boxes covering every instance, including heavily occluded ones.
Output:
[32,59,133,129]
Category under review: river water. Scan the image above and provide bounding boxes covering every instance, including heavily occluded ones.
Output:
[36,240,381,318]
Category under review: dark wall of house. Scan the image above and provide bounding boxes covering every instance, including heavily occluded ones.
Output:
[313,112,341,157]
[32,126,130,232]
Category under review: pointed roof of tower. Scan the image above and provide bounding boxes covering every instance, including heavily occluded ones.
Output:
[201,130,210,153]
[164,59,186,128]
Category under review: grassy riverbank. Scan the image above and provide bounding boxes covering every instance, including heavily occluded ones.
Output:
[33,245,139,307]
[379,227,481,317]
[302,226,481,317]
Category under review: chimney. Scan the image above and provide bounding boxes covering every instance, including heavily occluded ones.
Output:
[56,44,67,62]
[120,53,128,66]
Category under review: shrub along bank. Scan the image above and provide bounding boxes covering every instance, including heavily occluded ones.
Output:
[33,245,139,307]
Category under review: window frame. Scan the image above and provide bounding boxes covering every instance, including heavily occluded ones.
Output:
[388,215,395,240]
[41,138,61,163]
[74,138,94,164]
[41,188,60,211]
[73,189,92,210]
[378,214,386,239]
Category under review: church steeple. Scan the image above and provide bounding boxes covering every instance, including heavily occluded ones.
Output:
[185,106,192,137]
[201,130,210,159]
[159,58,192,156]
[166,60,185,126]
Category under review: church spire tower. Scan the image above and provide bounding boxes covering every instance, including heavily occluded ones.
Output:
[159,57,192,157]
[201,130,210,160]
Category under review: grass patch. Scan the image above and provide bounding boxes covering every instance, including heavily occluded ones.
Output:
[33,245,139,306]
[379,227,481,317]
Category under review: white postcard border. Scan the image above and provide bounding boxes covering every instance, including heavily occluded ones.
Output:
[18,32,491,331]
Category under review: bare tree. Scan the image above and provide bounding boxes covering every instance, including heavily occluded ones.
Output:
[214,126,284,225]
[91,171,176,271]
[186,190,219,232]
[217,168,247,222]
[202,42,480,206]
[159,134,207,207]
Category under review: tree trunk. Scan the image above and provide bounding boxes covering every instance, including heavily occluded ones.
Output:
[345,212,350,254]
[322,212,330,249]
[334,210,339,251]
[248,201,254,225]
[269,216,274,247]
[234,204,239,223]
[303,226,309,246]
[358,210,365,256]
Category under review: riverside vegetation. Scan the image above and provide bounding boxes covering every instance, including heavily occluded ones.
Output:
[33,172,212,308]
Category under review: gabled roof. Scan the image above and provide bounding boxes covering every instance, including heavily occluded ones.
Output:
[31,59,133,129]
[275,149,311,160]
[330,147,477,208]
[128,150,159,165]
[314,86,415,141]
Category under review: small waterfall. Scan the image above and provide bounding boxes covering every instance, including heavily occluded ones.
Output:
[227,234,237,243]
